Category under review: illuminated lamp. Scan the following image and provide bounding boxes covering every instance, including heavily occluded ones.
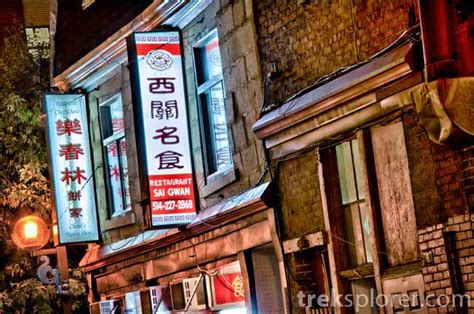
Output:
[12,216,50,250]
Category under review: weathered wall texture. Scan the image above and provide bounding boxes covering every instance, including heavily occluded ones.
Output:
[418,213,474,313]
[182,0,266,207]
[403,110,469,227]
[88,67,144,244]
[403,111,443,227]
[462,145,474,212]
[255,0,413,106]
[276,150,324,240]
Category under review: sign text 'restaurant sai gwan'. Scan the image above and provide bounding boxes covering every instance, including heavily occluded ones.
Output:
[128,31,197,227]
[43,94,99,244]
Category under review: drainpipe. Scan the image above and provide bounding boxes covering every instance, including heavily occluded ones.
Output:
[412,0,474,147]
[417,0,458,81]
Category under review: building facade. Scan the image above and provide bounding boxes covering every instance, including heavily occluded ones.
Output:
[47,0,474,313]
[51,0,285,313]
[253,0,474,313]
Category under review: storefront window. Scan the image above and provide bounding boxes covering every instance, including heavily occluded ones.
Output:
[99,94,131,218]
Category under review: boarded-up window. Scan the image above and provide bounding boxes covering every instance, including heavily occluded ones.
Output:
[371,121,418,266]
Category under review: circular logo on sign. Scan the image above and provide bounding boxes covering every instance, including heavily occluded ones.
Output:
[209,50,221,67]
[146,49,173,71]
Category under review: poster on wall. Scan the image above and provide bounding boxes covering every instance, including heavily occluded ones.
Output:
[43,93,99,244]
[127,30,197,227]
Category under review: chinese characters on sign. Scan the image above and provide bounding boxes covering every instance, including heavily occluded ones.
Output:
[44,94,99,243]
[212,273,245,306]
[129,31,197,227]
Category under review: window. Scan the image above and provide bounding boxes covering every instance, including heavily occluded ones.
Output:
[99,94,131,217]
[193,31,233,177]
[335,139,373,267]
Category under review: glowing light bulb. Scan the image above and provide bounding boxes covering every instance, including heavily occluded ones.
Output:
[24,221,38,240]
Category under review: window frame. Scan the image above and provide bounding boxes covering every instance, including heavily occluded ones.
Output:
[98,94,131,219]
[191,29,235,190]
[334,138,374,267]
[319,131,380,273]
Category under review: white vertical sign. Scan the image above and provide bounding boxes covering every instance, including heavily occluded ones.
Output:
[44,94,99,244]
[129,31,197,227]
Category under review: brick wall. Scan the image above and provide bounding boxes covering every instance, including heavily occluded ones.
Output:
[403,111,443,227]
[462,145,474,211]
[255,0,414,107]
[418,213,474,312]
[431,144,469,218]
[276,150,324,240]
[403,110,469,226]
[182,0,266,206]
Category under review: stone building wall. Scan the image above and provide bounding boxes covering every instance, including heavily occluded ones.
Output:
[255,0,414,107]
[87,67,145,244]
[181,0,266,207]
[86,0,267,244]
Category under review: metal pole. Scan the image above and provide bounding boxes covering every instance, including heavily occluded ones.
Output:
[56,246,72,314]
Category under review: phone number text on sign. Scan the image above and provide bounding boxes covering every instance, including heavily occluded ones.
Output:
[129,31,197,227]
[149,173,195,215]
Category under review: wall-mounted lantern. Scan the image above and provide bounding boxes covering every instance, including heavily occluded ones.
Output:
[11,215,50,251]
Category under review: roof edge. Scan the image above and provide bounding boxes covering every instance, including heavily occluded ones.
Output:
[253,41,421,139]
[52,0,187,91]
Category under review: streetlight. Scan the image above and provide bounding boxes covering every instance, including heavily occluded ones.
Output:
[11,215,50,251]
[11,215,72,314]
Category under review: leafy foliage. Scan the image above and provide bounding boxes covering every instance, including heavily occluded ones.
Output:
[0,25,88,313]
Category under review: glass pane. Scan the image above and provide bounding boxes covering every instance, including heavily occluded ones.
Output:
[100,95,125,139]
[343,204,358,265]
[336,141,357,204]
[106,141,124,216]
[99,105,113,139]
[119,138,131,210]
[206,83,232,174]
[351,139,365,200]
[196,34,222,85]
[359,202,374,263]
[204,35,222,79]
[344,203,373,266]
[109,96,125,135]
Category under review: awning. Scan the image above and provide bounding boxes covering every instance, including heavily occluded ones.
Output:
[80,182,273,272]
[253,39,424,159]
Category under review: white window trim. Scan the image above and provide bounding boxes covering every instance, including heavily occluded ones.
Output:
[192,29,236,194]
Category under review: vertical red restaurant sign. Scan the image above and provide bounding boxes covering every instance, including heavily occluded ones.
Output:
[128,31,197,227]
[43,94,99,244]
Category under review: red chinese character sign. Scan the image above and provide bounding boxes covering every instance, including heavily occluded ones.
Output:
[213,273,245,306]
[209,262,246,310]
[43,94,99,244]
[128,31,197,227]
